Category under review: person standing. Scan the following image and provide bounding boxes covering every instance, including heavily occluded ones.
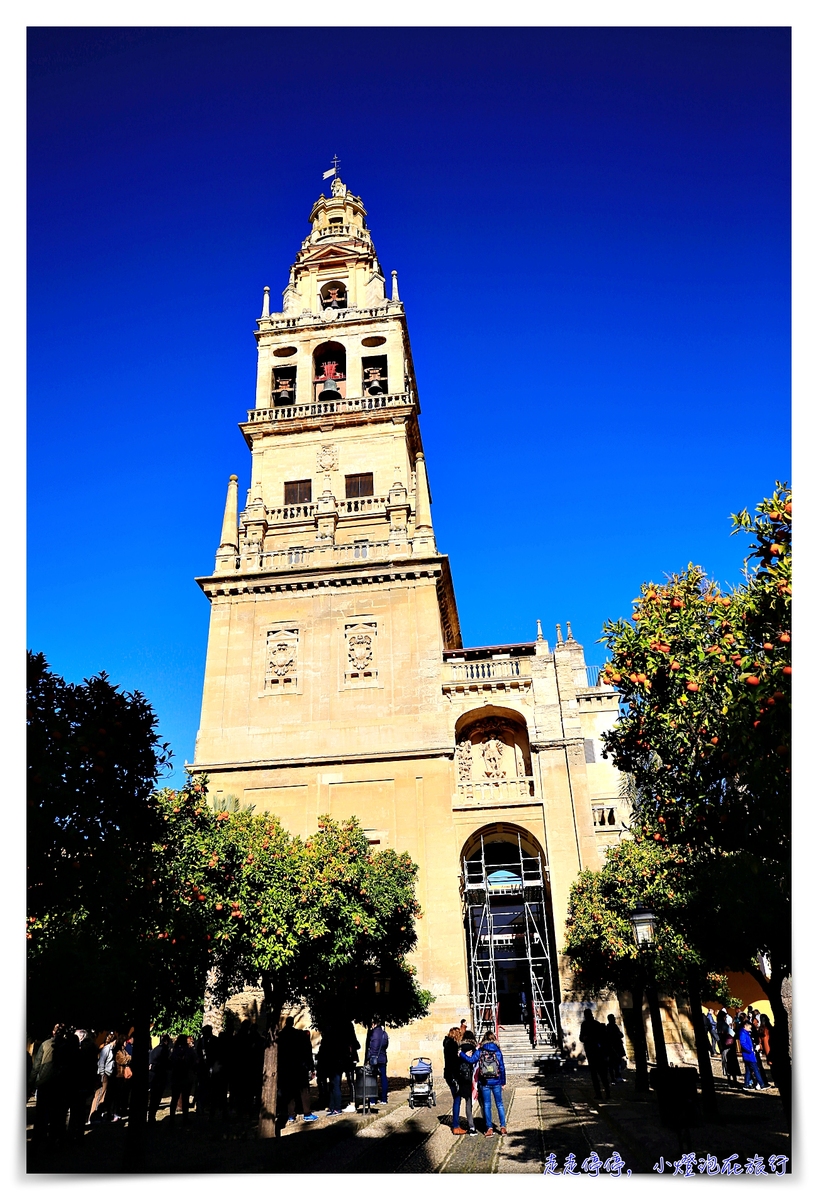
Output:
[737,1016,769,1091]
[443,1027,462,1133]
[704,1009,719,1056]
[579,1010,610,1101]
[277,1016,318,1123]
[168,1034,197,1121]
[29,1025,61,1143]
[365,1019,389,1106]
[68,1029,99,1139]
[721,1016,741,1088]
[758,1014,773,1069]
[148,1035,171,1121]
[89,1031,117,1123]
[605,1014,627,1083]
[454,1030,479,1136]
[476,1033,507,1137]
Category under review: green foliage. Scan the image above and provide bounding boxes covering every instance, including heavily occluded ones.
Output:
[172,800,431,1026]
[598,484,790,860]
[596,486,791,975]
[27,653,430,1035]
[564,840,706,994]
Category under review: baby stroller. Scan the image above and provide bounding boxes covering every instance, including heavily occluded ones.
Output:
[408,1057,436,1108]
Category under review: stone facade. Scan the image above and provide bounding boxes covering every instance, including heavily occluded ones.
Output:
[193,176,626,1058]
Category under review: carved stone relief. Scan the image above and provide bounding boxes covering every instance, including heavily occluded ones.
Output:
[455,739,473,784]
[265,627,299,691]
[316,444,338,473]
[348,633,373,672]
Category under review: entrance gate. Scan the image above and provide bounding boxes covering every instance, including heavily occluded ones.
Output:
[461,832,560,1046]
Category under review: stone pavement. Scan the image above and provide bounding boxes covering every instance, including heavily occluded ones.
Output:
[27,1065,791,1175]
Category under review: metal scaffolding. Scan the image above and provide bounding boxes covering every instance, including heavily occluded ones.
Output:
[461,833,560,1046]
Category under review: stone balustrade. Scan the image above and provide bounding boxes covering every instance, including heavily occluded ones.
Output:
[447,657,529,682]
[265,503,316,523]
[246,392,412,423]
[258,303,404,331]
[455,777,536,806]
[251,540,395,572]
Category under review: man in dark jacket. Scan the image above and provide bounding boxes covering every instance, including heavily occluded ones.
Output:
[365,1020,389,1105]
[278,1016,317,1123]
[579,1009,610,1100]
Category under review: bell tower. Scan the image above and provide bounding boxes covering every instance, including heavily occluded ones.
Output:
[194,173,623,1057]
[195,174,460,796]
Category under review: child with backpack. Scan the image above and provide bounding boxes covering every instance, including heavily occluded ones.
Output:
[476,1034,507,1137]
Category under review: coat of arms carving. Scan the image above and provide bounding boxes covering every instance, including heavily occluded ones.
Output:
[270,643,294,677]
[345,633,371,672]
[347,633,373,672]
[317,444,338,473]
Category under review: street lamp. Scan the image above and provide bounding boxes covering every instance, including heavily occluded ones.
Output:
[630,902,657,947]
[630,901,669,1071]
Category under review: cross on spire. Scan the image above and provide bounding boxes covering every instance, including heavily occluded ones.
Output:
[322,155,341,181]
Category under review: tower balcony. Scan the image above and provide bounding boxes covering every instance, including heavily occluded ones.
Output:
[245,391,413,425]
[263,494,392,525]
[442,644,535,697]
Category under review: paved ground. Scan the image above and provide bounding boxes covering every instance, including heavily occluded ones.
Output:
[26,1066,791,1175]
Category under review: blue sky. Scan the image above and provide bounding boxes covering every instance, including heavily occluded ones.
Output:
[27,26,791,787]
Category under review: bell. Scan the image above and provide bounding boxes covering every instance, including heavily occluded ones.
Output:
[366,379,386,395]
[319,378,342,400]
[277,386,292,403]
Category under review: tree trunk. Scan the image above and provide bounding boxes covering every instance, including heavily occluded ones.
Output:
[686,970,717,1119]
[645,982,669,1069]
[258,974,283,1140]
[764,972,791,1130]
[125,993,151,1168]
[629,978,650,1091]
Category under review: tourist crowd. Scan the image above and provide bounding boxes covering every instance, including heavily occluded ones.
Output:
[27,1015,392,1144]
[27,1004,781,1146]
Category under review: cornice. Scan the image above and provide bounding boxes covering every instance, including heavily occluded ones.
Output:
[196,554,451,599]
[190,745,455,773]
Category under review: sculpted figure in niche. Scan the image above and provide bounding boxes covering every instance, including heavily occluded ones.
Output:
[348,633,373,671]
[271,644,294,677]
[481,735,506,779]
[456,738,473,784]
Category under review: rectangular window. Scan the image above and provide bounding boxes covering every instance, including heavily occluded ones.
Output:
[584,738,596,763]
[345,472,374,499]
[284,479,312,504]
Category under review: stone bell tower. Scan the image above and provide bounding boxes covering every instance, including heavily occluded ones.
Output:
[194,174,627,1061]
[194,172,460,811]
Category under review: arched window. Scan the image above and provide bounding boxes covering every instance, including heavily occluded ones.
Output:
[313,341,346,403]
[319,280,348,310]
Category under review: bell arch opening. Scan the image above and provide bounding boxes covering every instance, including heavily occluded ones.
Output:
[461,823,561,1048]
[313,341,347,403]
[319,279,348,310]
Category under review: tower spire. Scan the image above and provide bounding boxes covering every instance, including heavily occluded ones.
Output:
[412,454,435,552]
[215,474,239,573]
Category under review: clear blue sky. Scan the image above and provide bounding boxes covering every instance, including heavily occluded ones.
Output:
[27,27,791,788]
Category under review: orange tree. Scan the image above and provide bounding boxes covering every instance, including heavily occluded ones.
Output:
[564,839,736,1098]
[165,796,431,1137]
[597,484,791,1113]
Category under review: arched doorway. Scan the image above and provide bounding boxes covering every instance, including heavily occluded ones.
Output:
[461,825,560,1047]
